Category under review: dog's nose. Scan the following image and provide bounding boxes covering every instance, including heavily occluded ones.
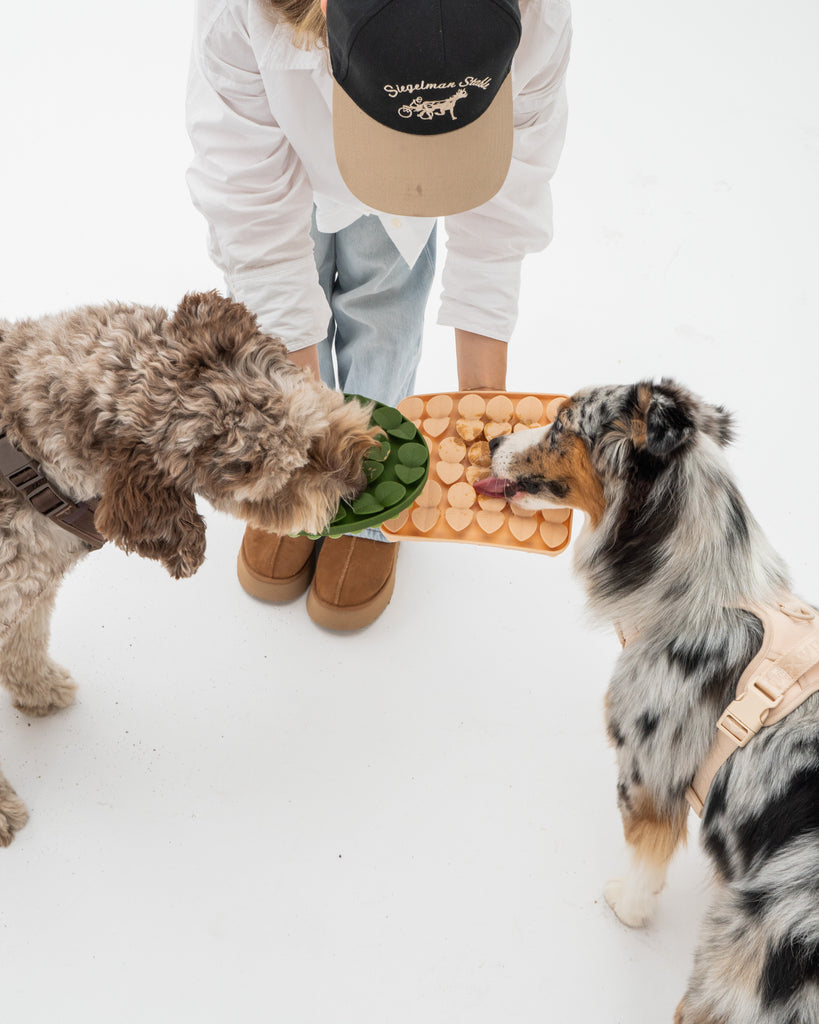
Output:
[488,437,504,454]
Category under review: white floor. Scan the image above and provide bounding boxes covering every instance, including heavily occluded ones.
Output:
[1,2,817,1021]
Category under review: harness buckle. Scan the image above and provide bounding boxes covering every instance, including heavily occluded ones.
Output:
[717,671,787,748]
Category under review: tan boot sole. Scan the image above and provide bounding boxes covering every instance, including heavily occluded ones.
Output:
[237,544,315,603]
[305,556,397,631]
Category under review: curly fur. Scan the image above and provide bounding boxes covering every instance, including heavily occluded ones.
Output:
[489,380,819,1023]
[0,291,375,844]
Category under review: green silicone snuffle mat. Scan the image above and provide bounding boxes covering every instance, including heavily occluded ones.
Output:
[301,395,431,540]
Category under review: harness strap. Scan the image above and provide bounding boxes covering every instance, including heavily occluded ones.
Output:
[0,427,105,550]
[685,596,819,816]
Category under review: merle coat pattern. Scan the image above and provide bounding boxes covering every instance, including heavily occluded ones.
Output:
[488,380,819,1023]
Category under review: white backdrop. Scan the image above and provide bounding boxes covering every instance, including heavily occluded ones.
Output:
[1,2,817,1022]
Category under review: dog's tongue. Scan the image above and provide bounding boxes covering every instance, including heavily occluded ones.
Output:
[473,476,513,497]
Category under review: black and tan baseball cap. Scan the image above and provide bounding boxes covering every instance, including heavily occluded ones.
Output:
[326,0,521,217]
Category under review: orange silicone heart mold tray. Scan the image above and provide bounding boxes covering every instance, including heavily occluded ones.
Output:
[380,391,572,555]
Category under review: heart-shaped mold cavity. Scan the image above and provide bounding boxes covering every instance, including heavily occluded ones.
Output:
[417,479,443,507]
[352,492,384,515]
[466,466,490,485]
[484,421,512,442]
[476,511,504,534]
[510,504,537,518]
[546,397,566,421]
[397,442,429,467]
[540,521,569,547]
[467,441,491,467]
[395,463,425,485]
[445,508,473,532]
[455,418,484,442]
[436,462,464,485]
[477,495,506,513]
[411,507,440,533]
[387,420,418,440]
[541,507,571,523]
[368,437,391,462]
[422,417,450,437]
[374,481,406,508]
[363,460,384,483]
[509,517,538,542]
[425,394,453,418]
[382,509,410,532]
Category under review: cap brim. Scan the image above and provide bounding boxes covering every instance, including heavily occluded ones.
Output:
[333,75,513,217]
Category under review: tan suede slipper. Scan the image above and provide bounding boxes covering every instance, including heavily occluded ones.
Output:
[237,526,317,603]
[306,535,399,631]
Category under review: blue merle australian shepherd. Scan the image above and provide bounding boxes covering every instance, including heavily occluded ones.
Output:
[479,380,819,1024]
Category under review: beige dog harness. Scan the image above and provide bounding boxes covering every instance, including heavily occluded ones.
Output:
[685,595,819,816]
[0,426,105,549]
[617,595,819,818]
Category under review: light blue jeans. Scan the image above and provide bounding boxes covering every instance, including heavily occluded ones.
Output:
[311,211,437,408]
[311,211,437,541]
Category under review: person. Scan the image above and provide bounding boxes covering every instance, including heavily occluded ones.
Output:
[186,0,572,630]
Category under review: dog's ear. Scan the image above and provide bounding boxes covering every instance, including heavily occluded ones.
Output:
[170,291,261,363]
[94,449,206,579]
[700,404,736,448]
[642,382,696,457]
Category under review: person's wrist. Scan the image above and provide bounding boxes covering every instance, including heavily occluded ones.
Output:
[455,329,507,393]
[287,342,321,379]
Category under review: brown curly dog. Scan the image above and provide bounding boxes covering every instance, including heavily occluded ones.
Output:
[0,290,375,844]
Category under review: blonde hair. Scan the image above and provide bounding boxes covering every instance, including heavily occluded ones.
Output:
[263,0,327,49]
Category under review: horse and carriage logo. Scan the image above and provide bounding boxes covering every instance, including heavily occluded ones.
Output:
[397,88,469,121]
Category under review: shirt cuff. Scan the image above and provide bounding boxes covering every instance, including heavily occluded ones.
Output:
[226,255,331,352]
[436,257,522,343]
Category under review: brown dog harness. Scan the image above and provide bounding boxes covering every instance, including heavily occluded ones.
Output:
[0,426,105,550]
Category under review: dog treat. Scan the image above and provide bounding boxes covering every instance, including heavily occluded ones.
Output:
[484,421,512,442]
[467,440,491,466]
[438,436,467,463]
[304,396,430,539]
[455,418,485,442]
[381,391,572,554]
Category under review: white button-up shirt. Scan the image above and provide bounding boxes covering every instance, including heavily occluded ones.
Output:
[186,0,571,351]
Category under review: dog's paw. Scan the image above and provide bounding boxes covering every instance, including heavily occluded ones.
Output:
[8,661,77,718]
[604,877,657,928]
[0,781,29,847]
